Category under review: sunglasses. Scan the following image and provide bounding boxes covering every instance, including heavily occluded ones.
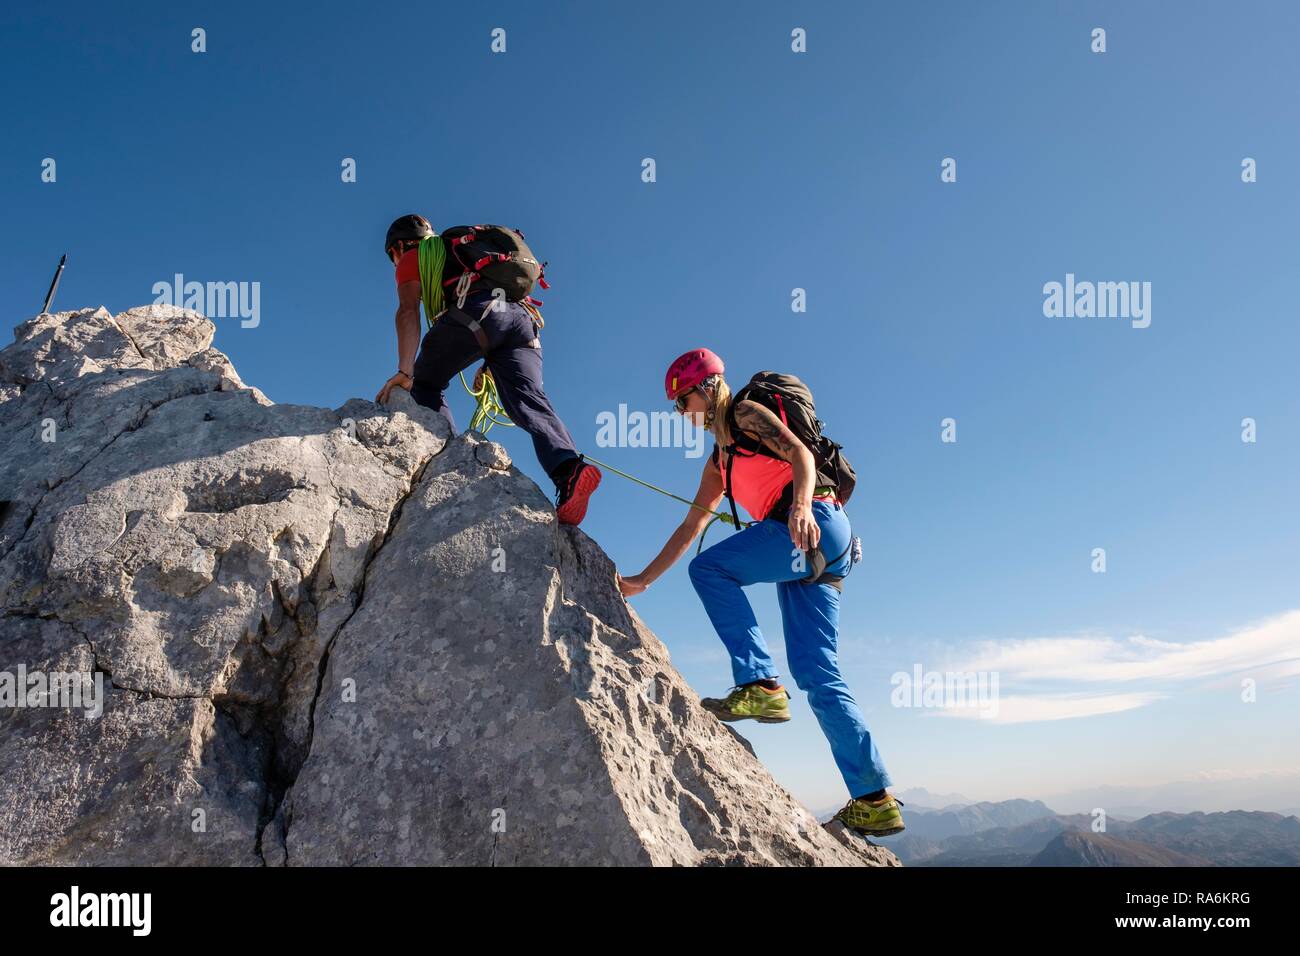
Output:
[674,389,694,412]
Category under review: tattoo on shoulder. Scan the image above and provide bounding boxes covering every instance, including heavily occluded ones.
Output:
[734,400,800,457]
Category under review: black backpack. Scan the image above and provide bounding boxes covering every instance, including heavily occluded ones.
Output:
[720,371,858,528]
[440,224,548,303]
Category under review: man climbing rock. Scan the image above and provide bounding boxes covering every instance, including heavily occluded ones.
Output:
[375,214,600,525]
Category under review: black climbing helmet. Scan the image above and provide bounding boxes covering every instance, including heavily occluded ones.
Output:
[384,214,434,259]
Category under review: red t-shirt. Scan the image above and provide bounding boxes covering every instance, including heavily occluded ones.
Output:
[394,248,420,287]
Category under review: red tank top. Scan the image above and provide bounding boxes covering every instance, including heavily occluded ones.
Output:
[716,447,793,522]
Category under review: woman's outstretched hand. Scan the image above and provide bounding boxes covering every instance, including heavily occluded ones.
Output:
[788,504,820,552]
[617,573,649,598]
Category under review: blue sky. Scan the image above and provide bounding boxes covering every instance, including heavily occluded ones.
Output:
[2,1,1297,814]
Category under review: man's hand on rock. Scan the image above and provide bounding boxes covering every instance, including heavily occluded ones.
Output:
[376,371,413,404]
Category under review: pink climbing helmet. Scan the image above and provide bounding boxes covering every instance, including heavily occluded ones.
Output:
[664,348,725,401]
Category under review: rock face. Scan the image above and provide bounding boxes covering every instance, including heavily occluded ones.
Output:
[0,305,899,867]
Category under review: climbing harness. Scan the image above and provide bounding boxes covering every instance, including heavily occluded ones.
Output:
[451,300,547,435]
[416,234,549,437]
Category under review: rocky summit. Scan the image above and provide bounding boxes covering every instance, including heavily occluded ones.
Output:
[0,305,899,867]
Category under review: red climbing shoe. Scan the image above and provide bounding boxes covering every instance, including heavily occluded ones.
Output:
[556,460,601,525]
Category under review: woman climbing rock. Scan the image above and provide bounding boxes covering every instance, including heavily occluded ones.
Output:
[616,348,904,837]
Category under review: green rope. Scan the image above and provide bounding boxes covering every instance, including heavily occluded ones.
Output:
[430,285,734,549]
[577,451,751,553]
[416,235,446,330]
[694,513,732,553]
[457,375,744,551]
[462,367,515,435]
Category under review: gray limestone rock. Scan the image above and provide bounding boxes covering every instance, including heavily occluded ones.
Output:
[0,305,899,868]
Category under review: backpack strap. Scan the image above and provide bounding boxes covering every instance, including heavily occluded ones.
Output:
[724,454,742,533]
[713,443,743,534]
[441,298,496,354]
[774,392,788,426]
[722,391,781,530]
[728,387,788,463]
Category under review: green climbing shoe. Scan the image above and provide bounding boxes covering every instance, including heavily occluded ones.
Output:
[832,794,906,837]
[700,683,791,723]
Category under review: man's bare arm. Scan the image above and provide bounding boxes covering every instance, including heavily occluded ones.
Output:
[376,280,423,404]
[394,280,422,375]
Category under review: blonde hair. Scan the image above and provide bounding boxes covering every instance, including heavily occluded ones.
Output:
[704,375,733,449]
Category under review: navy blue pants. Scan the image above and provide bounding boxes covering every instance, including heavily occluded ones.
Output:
[409,291,579,477]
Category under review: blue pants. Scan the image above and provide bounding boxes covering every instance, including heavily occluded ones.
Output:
[409,291,579,477]
[688,499,892,797]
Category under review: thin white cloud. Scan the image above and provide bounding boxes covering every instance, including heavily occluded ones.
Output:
[890,608,1300,725]
[927,691,1169,724]
[952,608,1300,684]
[1178,767,1300,783]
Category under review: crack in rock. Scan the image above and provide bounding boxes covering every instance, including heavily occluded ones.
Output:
[0,305,900,869]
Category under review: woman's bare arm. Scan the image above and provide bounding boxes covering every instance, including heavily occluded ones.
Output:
[620,455,725,591]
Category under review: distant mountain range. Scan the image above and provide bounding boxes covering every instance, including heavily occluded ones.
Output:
[880,771,1300,819]
[1032,831,1213,866]
[894,787,973,809]
[831,799,1300,866]
[897,798,1057,840]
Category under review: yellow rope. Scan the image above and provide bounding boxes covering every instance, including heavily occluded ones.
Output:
[459,299,545,433]
[461,366,515,435]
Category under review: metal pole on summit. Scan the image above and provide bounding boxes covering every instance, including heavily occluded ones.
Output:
[41,253,67,314]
